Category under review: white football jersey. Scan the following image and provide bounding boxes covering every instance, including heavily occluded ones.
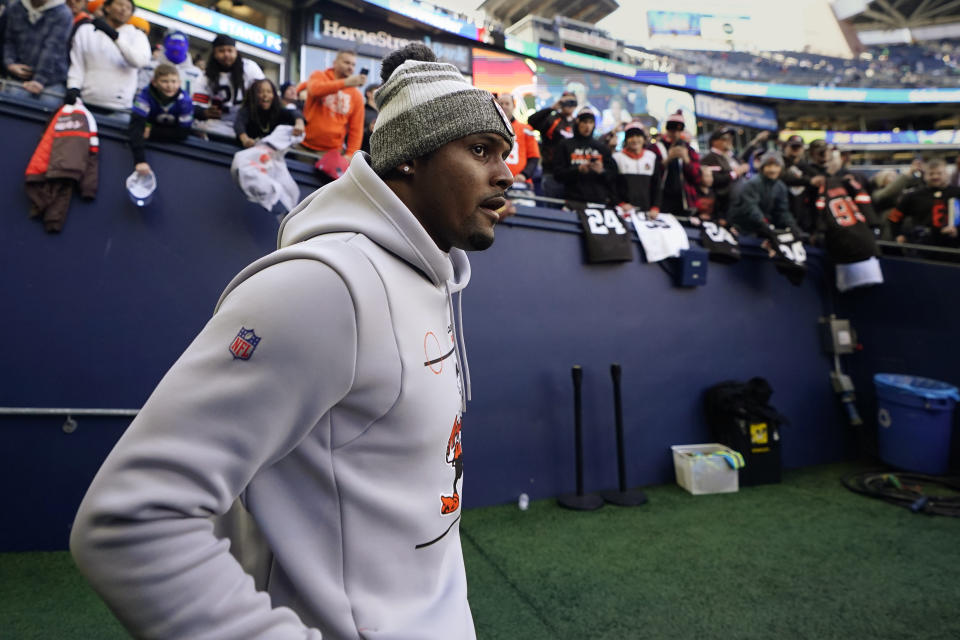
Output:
[631,212,689,263]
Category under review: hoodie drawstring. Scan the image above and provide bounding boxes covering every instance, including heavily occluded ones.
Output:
[457,290,472,404]
[446,285,471,412]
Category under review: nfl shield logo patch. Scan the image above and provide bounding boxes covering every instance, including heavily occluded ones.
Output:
[229,327,261,360]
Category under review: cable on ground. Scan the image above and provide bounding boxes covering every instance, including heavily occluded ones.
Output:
[842,470,960,517]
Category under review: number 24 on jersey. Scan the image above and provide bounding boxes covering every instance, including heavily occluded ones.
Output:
[585,208,627,235]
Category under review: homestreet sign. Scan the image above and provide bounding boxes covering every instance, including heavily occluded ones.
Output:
[319,18,417,50]
[306,6,472,74]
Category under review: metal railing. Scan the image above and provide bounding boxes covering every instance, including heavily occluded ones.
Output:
[876,239,960,256]
[0,82,329,175]
[508,193,733,228]
[0,77,68,101]
[509,193,960,260]
[0,407,139,433]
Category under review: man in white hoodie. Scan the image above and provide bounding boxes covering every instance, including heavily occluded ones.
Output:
[65,0,149,113]
[71,43,514,639]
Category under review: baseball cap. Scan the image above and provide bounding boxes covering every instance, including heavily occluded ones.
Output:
[576,107,596,121]
[784,134,804,147]
[709,128,735,144]
[126,169,157,207]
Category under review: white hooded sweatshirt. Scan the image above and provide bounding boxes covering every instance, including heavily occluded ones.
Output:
[71,152,477,639]
[68,22,151,110]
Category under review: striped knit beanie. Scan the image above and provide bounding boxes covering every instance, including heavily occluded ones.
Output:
[370,48,514,175]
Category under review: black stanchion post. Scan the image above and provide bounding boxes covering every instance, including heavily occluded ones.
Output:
[600,363,648,507]
[574,365,585,496]
[558,365,604,511]
[612,363,626,490]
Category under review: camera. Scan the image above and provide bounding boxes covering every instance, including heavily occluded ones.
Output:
[560,98,577,108]
[360,67,369,77]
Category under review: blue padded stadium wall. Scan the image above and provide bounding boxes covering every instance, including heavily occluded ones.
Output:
[836,257,960,459]
[463,223,848,506]
[1,102,320,551]
[0,100,907,552]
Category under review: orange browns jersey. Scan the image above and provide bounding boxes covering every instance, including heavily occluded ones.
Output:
[505,119,541,177]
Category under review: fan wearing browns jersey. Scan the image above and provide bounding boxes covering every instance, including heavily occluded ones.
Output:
[889,159,960,247]
[814,164,880,263]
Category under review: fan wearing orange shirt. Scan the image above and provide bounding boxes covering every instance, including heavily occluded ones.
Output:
[296,50,366,157]
[496,94,540,185]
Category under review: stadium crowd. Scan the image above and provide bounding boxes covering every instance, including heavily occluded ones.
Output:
[628,40,960,88]
[0,0,372,180]
[2,0,957,251]
[514,92,958,252]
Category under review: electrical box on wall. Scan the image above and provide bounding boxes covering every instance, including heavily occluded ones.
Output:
[671,248,708,287]
[819,316,856,355]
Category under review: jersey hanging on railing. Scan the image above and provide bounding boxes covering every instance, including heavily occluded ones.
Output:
[770,229,807,286]
[573,205,634,263]
[699,220,740,263]
[24,101,99,233]
[631,212,689,263]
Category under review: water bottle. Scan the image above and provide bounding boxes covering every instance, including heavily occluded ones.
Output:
[518,493,529,511]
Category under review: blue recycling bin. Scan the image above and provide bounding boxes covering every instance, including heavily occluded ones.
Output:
[874,374,959,474]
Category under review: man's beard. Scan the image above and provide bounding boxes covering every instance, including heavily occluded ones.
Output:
[466,230,495,251]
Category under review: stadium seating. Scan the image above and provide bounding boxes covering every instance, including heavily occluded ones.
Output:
[627,39,960,88]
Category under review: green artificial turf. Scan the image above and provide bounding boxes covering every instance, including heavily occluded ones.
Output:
[0,550,127,639]
[2,463,958,639]
[462,463,960,640]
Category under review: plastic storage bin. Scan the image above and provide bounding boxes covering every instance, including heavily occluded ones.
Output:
[671,443,741,495]
[874,374,959,475]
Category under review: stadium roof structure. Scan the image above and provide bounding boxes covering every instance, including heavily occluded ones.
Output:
[845,0,960,30]
[478,0,618,27]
